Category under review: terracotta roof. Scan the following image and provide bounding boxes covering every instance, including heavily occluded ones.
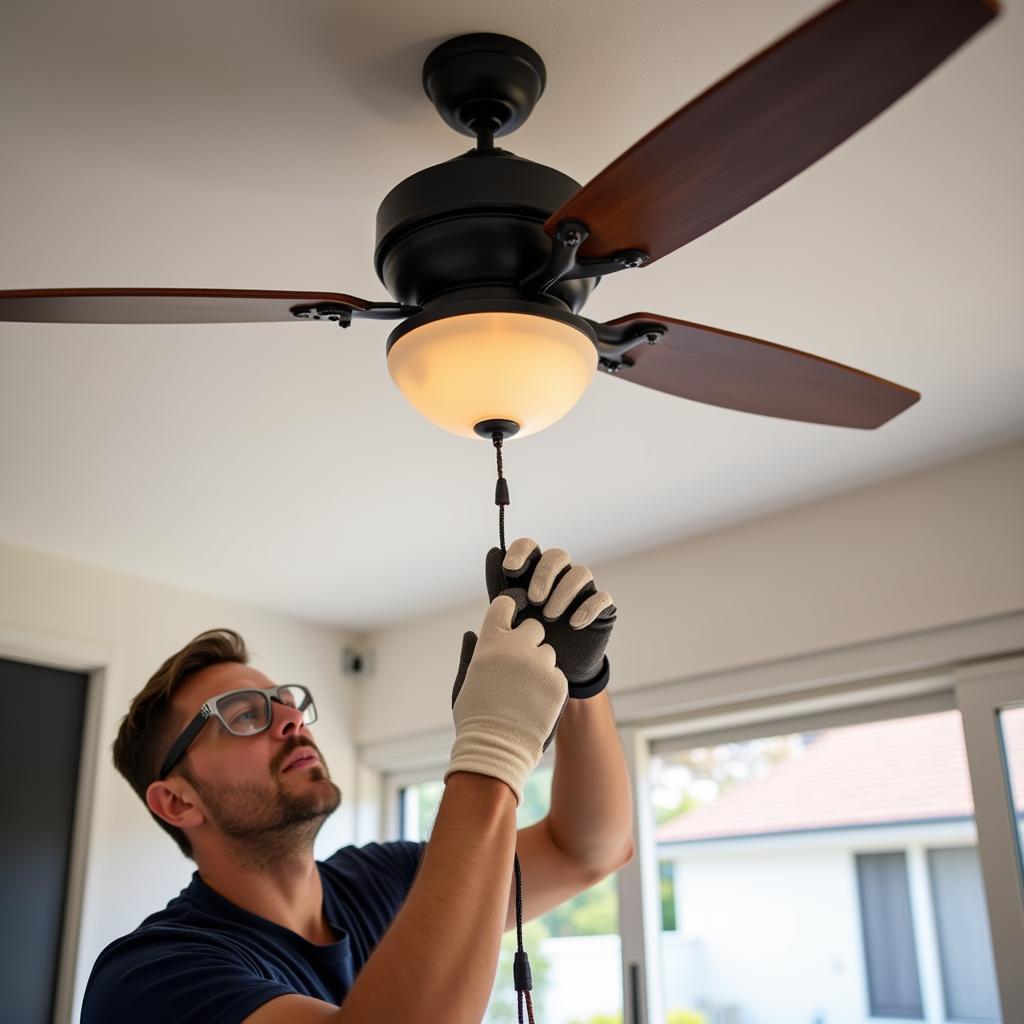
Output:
[656,709,1024,843]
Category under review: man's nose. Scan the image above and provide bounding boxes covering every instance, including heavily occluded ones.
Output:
[269,698,306,738]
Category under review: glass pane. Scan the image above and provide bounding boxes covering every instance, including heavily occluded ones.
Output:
[398,767,623,1024]
[651,710,1002,1024]
[999,705,1024,879]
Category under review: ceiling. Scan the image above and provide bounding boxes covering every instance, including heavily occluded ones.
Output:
[1,0,1021,631]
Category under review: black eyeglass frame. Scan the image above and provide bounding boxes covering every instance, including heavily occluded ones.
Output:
[157,684,317,781]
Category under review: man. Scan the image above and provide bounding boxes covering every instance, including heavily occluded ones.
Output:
[82,539,635,1023]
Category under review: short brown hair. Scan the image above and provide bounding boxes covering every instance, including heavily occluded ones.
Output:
[113,628,248,858]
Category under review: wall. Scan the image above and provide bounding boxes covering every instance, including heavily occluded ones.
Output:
[673,844,868,1023]
[0,542,354,1021]
[357,440,1024,744]
[664,820,982,1024]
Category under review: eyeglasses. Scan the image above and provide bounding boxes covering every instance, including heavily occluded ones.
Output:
[157,685,317,781]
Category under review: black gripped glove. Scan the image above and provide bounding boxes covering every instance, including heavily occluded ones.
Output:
[486,538,617,698]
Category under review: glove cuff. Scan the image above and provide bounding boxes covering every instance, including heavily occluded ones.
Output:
[568,657,610,699]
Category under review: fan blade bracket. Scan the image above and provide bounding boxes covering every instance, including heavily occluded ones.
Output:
[522,219,650,297]
[290,301,419,327]
[588,317,667,371]
[292,303,355,327]
[521,219,590,294]
[563,247,650,281]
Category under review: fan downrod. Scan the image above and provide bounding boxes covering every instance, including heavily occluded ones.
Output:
[423,33,546,140]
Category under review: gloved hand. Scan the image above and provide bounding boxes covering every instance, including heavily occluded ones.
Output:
[446,594,569,805]
[486,538,617,698]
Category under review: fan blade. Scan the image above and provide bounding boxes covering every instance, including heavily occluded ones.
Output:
[599,313,919,428]
[546,0,998,264]
[0,288,383,324]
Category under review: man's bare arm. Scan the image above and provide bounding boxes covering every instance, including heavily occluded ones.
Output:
[498,690,635,933]
[246,771,517,1024]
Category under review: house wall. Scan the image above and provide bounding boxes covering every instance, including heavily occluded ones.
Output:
[664,821,979,1024]
[0,541,354,1021]
[672,844,870,1023]
[357,440,1024,744]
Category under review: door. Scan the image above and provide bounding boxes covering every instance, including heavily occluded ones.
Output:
[0,657,88,1024]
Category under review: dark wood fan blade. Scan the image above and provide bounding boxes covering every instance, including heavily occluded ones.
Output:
[546,0,998,263]
[0,288,378,324]
[600,313,920,428]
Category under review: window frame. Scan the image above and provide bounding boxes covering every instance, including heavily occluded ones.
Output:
[953,655,1024,1019]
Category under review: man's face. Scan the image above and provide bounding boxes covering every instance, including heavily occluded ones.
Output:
[168,662,341,849]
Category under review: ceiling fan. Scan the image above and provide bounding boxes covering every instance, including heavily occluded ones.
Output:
[0,0,999,440]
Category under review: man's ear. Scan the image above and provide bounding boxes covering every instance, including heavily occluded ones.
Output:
[146,778,205,832]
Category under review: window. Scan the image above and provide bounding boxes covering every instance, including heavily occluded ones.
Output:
[398,765,623,1024]
[856,853,923,1019]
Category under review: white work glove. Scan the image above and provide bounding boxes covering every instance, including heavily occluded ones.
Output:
[445,594,568,805]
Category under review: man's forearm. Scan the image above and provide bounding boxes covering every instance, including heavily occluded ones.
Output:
[339,773,516,1024]
[547,689,635,871]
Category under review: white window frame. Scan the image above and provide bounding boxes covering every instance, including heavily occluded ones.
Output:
[364,611,1024,1023]
[953,654,1024,1019]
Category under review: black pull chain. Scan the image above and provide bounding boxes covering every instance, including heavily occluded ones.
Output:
[491,431,536,1024]
[493,431,509,554]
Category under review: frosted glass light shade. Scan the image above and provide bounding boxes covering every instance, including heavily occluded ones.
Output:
[386,311,597,439]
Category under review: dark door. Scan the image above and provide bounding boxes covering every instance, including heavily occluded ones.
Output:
[0,657,88,1023]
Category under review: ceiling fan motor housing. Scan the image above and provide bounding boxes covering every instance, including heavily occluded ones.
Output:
[374,149,598,314]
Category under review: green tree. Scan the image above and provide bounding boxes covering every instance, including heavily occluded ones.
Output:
[541,872,618,937]
[659,860,676,932]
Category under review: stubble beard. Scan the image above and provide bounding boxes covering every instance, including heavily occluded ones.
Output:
[188,761,342,870]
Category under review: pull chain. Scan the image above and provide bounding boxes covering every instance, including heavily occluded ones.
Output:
[490,431,536,1024]
[493,431,509,555]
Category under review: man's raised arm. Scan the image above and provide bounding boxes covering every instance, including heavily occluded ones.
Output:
[247,593,569,1024]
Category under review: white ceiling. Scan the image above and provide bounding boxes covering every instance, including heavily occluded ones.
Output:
[1,0,1021,631]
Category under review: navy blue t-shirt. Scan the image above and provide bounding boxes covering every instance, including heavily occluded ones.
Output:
[81,840,428,1023]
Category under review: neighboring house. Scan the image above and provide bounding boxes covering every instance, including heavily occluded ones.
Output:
[654,712,1023,1024]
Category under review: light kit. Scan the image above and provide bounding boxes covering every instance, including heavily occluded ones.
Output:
[385,303,597,439]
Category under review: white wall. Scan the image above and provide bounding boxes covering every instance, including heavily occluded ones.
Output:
[357,440,1024,744]
[664,821,981,1024]
[672,845,868,1024]
[0,542,354,1021]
